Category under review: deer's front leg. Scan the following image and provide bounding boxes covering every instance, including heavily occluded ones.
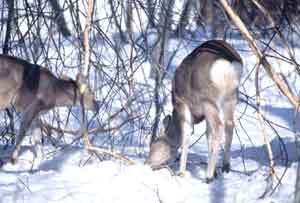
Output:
[178,104,192,176]
[11,102,43,164]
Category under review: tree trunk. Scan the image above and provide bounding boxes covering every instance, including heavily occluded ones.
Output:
[151,0,174,140]
[147,0,156,27]
[109,0,126,42]
[125,0,133,34]
[48,0,71,37]
[201,0,214,25]
[3,0,15,54]
[295,156,300,203]
[80,0,93,149]
[175,0,192,36]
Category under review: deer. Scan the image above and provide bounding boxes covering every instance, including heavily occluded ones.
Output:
[145,40,243,183]
[0,55,98,165]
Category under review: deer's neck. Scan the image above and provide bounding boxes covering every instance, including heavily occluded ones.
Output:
[165,110,182,147]
[55,79,78,107]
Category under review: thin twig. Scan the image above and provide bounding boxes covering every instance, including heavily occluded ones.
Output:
[254,55,275,198]
[87,145,135,165]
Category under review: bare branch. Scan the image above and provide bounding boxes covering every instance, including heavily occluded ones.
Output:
[80,0,93,149]
[219,0,300,109]
[255,61,275,198]
[87,145,135,165]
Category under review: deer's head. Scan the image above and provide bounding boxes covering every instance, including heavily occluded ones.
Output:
[145,115,180,168]
[73,80,98,111]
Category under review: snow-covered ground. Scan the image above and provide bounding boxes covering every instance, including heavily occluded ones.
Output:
[0,155,297,203]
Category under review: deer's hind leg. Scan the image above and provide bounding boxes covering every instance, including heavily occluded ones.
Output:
[222,95,237,173]
[204,102,223,183]
[176,103,193,176]
[11,101,44,163]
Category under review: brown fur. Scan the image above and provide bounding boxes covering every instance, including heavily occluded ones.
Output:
[146,40,243,183]
[0,55,97,164]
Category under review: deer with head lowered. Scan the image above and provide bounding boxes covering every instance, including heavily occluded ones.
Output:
[0,55,98,165]
[145,40,243,183]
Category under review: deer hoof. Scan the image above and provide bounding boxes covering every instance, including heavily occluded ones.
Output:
[0,159,4,168]
[177,171,186,177]
[222,163,230,173]
[205,177,214,184]
[10,157,17,164]
[206,170,218,183]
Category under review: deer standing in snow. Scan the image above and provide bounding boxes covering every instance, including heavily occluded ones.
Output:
[145,40,243,183]
[0,55,98,165]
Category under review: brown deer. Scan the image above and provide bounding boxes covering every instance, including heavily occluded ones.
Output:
[0,55,98,165]
[145,40,243,183]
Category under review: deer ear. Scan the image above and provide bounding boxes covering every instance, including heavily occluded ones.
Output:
[76,73,87,84]
[151,115,171,144]
[61,74,72,80]
[162,115,172,128]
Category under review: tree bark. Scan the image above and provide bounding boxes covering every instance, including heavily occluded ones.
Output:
[201,0,214,25]
[48,0,71,37]
[175,0,192,36]
[296,160,300,203]
[109,0,126,42]
[3,0,15,54]
[151,0,174,140]
[125,0,133,34]
[147,0,156,27]
[80,0,93,148]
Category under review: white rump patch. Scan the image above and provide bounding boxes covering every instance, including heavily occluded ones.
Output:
[210,59,242,90]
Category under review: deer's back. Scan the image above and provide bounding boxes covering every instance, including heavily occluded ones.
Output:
[0,55,57,110]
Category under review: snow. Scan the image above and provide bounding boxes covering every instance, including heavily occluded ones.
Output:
[0,149,297,202]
